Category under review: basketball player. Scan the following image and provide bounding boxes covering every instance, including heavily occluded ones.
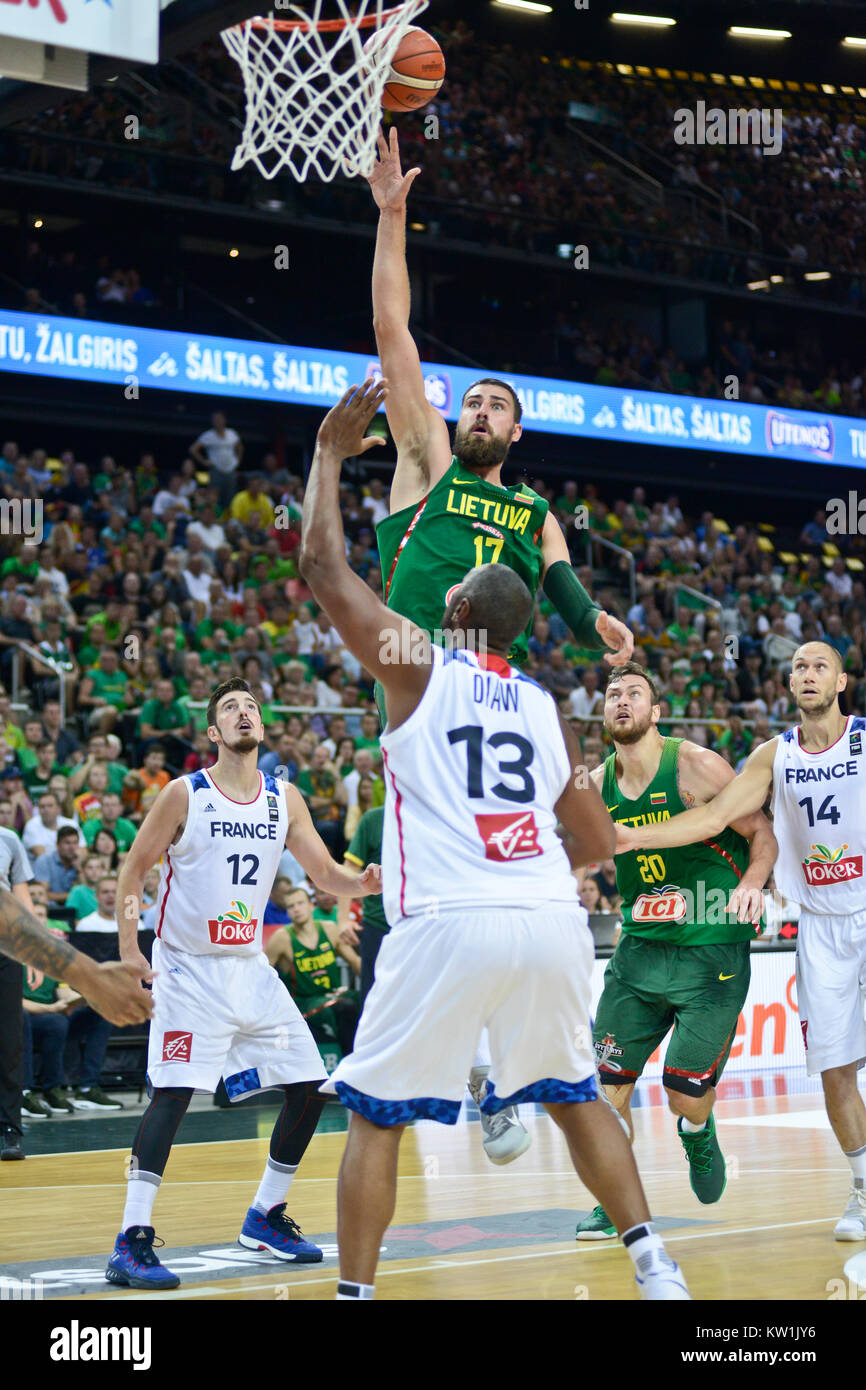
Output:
[367,128,633,1162]
[105,677,381,1291]
[298,377,690,1300]
[575,661,776,1240]
[617,642,866,1242]
[367,127,633,675]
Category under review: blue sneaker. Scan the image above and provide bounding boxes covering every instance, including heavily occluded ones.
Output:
[105,1226,181,1290]
[238,1204,323,1262]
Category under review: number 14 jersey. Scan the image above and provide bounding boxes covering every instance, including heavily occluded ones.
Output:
[379,645,579,924]
[772,716,866,915]
[155,768,288,956]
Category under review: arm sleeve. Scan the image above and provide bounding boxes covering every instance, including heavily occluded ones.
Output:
[542,560,607,651]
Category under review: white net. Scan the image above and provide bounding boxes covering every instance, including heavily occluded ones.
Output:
[221,0,430,183]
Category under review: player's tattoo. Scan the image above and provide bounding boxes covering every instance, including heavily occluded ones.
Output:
[0,887,77,976]
[681,790,696,807]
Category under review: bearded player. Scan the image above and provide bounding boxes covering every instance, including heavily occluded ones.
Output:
[575,661,776,1240]
[366,128,634,1164]
[617,643,866,1243]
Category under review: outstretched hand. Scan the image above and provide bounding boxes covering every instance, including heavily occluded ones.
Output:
[367,125,421,210]
[595,611,635,666]
[315,378,389,461]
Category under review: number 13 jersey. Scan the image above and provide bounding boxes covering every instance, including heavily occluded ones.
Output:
[772,716,866,915]
[379,645,579,924]
[155,768,288,955]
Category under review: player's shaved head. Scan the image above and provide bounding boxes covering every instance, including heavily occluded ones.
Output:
[442,564,533,655]
[793,640,843,674]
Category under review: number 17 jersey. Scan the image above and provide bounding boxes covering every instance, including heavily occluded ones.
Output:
[155,768,288,956]
[379,645,579,924]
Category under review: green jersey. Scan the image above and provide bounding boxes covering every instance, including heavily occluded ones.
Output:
[377,457,548,667]
[282,922,341,1009]
[602,737,753,946]
[345,806,388,934]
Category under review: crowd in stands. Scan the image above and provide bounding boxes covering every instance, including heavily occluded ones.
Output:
[1,418,863,987]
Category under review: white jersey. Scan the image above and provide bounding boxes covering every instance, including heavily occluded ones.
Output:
[771,715,866,915]
[380,645,579,923]
[155,767,288,956]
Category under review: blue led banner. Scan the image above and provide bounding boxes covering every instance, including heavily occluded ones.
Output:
[0,308,863,469]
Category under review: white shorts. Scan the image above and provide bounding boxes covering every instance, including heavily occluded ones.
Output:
[796,907,866,1076]
[320,906,597,1124]
[148,940,327,1098]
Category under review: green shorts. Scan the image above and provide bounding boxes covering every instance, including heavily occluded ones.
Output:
[593,934,751,1097]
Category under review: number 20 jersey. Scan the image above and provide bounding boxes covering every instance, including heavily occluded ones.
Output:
[154,768,288,956]
[771,716,866,915]
[379,645,580,924]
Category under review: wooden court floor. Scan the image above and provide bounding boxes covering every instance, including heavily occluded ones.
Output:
[2,1087,862,1301]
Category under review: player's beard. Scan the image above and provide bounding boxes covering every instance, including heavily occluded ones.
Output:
[453,423,511,472]
[795,690,838,718]
[606,709,654,746]
[225,730,259,753]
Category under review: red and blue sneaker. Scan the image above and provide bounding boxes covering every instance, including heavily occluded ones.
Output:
[105,1227,181,1290]
[238,1204,323,1262]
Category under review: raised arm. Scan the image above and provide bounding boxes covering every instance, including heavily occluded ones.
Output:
[367,127,452,508]
[298,379,432,730]
[541,514,634,665]
[618,738,778,854]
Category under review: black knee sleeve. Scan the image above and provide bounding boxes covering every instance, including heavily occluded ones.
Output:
[131,1087,193,1178]
[270,1080,325,1166]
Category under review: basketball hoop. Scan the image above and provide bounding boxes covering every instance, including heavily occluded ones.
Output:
[221,1,430,183]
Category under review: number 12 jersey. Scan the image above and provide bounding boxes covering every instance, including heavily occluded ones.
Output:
[155,768,288,955]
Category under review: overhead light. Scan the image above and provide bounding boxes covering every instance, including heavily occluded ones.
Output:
[229,248,240,258]
[33,218,43,229]
[747,280,770,291]
[729,26,791,40]
[844,36,866,48]
[611,12,676,26]
[492,0,553,13]
[770,275,784,284]
[804,271,831,281]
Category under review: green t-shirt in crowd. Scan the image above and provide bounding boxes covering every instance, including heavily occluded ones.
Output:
[179,694,209,733]
[65,883,99,921]
[85,667,130,710]
[22,918,70,1002]
[82,816,137,852]
[138,698,188,733]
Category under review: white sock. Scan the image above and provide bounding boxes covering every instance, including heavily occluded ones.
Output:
[121,1171,161,1231]
[252,1157,298,1215]
[336,1281,375,1300]
[622,1222,674,1272]
[680,1116,707,1133]
[844,1143,866,1185]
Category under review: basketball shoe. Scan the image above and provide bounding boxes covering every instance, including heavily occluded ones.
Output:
[635,1251,691,1300]
[21,1090,50,1119]
[575,1205,617,1240]
[677,1113,726,1203]
[834,1181,866,1241]
[238,1204,323,1262]
[105,1227,181,1290]
[467,1066,532,1165]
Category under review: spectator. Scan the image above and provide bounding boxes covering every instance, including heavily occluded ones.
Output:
[190,411,243,512]
[294,742,347,857]
[31,823,81,905]
[567,667,604,721]
[82,793,137,854]
[229,474,276,531]
[22,791,83,858]
[65,853,110,922]
[122,744,170,819]
[343,772,378,841]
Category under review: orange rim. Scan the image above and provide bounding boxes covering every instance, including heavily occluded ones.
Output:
[232,6,408,33]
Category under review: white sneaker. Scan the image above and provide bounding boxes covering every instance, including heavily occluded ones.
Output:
[834,1183,866,1241]
[636,1254,691,1301]
[467,1066,532,1166]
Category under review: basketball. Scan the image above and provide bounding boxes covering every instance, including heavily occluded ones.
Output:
[378,26,445,112]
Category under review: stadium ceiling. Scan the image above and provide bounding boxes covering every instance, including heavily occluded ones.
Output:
[2,0,866,125]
